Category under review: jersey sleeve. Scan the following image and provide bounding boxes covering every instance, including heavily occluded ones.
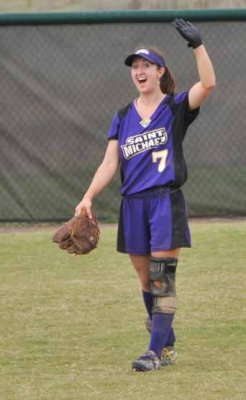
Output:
[107,112,120,140]
[174,91,200,126]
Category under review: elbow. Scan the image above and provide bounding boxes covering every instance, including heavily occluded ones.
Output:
[203,79,216,94]
[205,75,216,90]
[207,80,216,90]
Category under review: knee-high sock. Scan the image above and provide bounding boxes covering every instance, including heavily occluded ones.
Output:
[166,326,176,347]
[148,313,174,358]
[142,290,153,319]
[142,290,175,346]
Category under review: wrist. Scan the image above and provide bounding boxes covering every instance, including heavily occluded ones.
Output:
[192,44,205,55]
[83,194,93,202]
[188,40,202,49]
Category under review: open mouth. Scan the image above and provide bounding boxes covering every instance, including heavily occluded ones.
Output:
[138,77,147,84]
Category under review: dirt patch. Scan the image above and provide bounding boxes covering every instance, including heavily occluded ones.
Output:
[0,222,117,234]
[0,218,245,234]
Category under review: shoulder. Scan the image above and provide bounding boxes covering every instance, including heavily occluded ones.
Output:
[168,91,200,125]
[107,101,133,140]
[173,91,189,105]
[118,101,133,121]
[165,91,189,115]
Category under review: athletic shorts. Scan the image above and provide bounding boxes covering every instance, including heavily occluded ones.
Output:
[117,187,191,255]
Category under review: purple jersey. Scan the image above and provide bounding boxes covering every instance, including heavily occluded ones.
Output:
[107,91,199,195]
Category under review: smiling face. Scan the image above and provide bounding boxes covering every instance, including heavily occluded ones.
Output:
[131,57,165,95]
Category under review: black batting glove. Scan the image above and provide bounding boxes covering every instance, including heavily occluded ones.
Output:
[172,18,202,49]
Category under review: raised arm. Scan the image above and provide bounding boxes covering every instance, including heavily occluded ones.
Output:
[172,19,216,110]
[75,139,120,218]
[188,45,216,110]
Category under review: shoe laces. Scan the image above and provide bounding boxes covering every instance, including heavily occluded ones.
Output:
[162,347,173,360]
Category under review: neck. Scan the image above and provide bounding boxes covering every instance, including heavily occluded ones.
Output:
[135,90,166,121]
[138,91,166,106]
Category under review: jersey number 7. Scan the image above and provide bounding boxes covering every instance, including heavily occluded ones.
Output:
[152,149,168,173]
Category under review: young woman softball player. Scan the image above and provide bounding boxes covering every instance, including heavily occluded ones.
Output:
[75,19,216,372]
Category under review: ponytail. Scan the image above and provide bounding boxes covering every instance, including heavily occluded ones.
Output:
[148,47,176,95]
[160,67,175,95]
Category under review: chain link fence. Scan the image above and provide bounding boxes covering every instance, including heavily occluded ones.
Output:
[0,10,246,221]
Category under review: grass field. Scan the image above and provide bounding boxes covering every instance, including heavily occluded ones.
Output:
[0,221,245,400]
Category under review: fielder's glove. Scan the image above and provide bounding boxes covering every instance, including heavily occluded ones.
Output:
[172,18,202,49]
[52,209,100,255]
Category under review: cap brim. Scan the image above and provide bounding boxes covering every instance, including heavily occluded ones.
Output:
[124,53,140,66]
[124,52,165,67]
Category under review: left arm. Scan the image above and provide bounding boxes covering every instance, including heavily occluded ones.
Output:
[189,45,216,110]
[172,19,216,110]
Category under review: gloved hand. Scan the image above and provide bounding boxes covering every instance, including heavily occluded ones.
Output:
[172,18,203,49]
[52,209,100,255]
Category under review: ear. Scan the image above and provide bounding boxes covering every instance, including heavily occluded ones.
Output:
[158,67,165,79]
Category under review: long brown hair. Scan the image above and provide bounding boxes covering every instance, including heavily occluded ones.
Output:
[147,47,175,95]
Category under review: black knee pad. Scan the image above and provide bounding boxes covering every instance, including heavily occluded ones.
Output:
[149,257,177,314]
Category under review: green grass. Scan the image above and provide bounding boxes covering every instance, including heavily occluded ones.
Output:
[0,221,245,400]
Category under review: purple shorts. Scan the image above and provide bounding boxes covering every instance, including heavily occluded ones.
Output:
[117,187,191,255]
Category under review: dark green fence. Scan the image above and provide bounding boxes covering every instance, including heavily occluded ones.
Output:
[0,9,246,221]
